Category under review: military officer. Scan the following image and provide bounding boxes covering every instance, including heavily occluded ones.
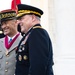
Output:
[0,9,22,75]
[15,4,54,75]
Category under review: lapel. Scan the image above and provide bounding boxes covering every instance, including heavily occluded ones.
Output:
[0,34,22,53]
[8,34,22,52]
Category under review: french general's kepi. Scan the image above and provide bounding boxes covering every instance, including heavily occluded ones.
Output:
[0,9,16,23]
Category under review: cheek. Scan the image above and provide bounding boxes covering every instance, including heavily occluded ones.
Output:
[26,19,32,25]
[17,20,20,24]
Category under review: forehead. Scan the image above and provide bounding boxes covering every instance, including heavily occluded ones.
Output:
[1,19,14,25]
[18,14,32,20]
[2,20,11,23]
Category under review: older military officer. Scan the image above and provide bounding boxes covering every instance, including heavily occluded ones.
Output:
[15,4,54,75]
[0,9,22,75]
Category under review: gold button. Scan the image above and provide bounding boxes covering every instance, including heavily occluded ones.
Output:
[6,62,8,64]
[5,69,8,72]
[6,50,8,55]
[6,54,9,57]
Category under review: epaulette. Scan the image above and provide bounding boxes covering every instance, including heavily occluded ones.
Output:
[33,26,43,29]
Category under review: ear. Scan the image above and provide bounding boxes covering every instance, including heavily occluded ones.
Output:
[14,20,18,25]
[31,14,36,21]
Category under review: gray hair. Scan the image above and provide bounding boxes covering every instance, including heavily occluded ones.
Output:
[36,16,40,21]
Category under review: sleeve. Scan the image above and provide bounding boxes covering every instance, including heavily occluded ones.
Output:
[28,28,52,75]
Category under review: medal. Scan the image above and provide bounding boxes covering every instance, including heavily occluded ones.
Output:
[22,47,25,51]
[18,49,22,52]
[19,55,22,61]
[6,50,8,55]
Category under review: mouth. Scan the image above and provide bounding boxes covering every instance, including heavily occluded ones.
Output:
[3,28,9,33]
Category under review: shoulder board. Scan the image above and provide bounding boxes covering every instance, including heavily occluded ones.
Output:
[33,26,43,29]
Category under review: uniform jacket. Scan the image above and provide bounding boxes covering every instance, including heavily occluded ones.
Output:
[0,33,22,75]
[15,24,54,75]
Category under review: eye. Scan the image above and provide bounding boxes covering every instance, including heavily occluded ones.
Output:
[1,21,7,25]
[20,17,24,21]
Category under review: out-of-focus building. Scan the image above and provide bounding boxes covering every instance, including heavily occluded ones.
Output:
[31,0,75,75]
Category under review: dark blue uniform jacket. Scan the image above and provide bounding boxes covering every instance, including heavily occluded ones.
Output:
[15,24,54,75]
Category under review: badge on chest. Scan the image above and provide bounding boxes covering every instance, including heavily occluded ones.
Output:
[18,44,25,52]
[18,55,28,61]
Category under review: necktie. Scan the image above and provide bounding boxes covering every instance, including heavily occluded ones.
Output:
[9,38,12,43]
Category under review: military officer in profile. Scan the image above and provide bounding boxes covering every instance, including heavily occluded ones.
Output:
[15,4,54,75]
[0,9,22,75]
